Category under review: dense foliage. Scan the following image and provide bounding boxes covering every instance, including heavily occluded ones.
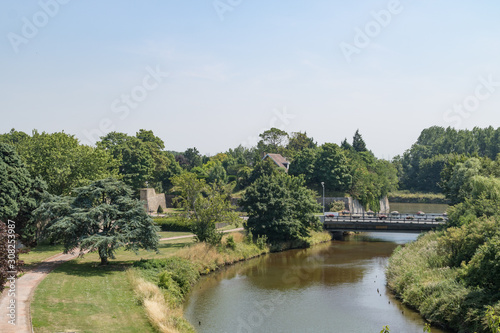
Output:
[171,173,239,245]
[0,130,118,195]
[34,178,159,265]
[97,130,182,193]
[396,126,500,192]
[240,172,321,244]
[387,155,500,332]
[0,142,48,245]
[289,132,397,210]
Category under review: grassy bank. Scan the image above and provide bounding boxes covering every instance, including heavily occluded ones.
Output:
[130,230,331,333]
[386,220,500,333]
[130,232,269,333]
[29,230,331,332]
[31,237,195,333]
[388,191,449,204]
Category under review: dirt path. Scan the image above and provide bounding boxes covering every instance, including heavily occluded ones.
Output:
[0,227,244,332]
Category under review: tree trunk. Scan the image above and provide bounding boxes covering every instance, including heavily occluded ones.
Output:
[100,256,108,265]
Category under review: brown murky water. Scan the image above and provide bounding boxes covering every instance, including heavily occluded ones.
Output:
[184,231,449,333]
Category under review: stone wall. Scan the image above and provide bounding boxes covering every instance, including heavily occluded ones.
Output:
[318,196,390,214]
[140,188,167,213]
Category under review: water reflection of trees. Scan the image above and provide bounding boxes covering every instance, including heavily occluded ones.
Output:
[192,240,398,293]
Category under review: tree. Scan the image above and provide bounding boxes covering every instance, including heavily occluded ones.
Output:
[313,143,352,192]
[257,128,289,155]
[352,129,367,152]
[9,131,119,195]
[288,147,318,186]
[248,158,281,184]
[207,161,227,184]
[240,172,321,244]
[98,132,155,192]
[171,173,206,214]
[340,138,354,151]
[34,178,159,265]
[442,158,482,204]
[286,132,316,156]
[0,143,32,221]
[171,173,238,245]
[183,148,203,170]
[0,143,50,245]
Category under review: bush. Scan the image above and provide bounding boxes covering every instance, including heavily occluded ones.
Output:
[134,257,199,301]
[153,217,191,232]
[329,200,345,212]
[225,235,236,250]
[256,234,268,249]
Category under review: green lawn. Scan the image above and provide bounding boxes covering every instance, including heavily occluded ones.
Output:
[31,237,195,333]
[19,244,65,269]
[32,261,154,333]
[158,231,193,239]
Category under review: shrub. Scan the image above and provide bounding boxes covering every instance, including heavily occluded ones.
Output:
[225,235,236,250]
[329,200,345,212]
[153,217,191,232]
[256,234,268,249]
[134,257,199,298]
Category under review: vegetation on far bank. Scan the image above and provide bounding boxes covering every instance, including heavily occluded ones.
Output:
[387,155,500,333]
[387,190,448,204]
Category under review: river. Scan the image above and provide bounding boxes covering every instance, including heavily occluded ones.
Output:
[184,203,449,333]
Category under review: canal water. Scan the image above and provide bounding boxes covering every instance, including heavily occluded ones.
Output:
[184,204,449,333]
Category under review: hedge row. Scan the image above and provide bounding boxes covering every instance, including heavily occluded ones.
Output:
[153,217,192,232]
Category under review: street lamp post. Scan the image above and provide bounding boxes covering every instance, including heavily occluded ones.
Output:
[321,182,325,215]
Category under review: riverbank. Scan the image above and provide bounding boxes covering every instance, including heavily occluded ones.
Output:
[131,230,332,333]
[386,220,500,333]
[388,191,449,204]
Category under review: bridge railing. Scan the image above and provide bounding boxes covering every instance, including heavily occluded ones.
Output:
[323,212,447,224]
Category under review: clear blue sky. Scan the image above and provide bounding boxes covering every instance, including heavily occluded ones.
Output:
[2,0,500,159]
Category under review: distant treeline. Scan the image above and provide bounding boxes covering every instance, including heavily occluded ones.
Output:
[394,126,500,193]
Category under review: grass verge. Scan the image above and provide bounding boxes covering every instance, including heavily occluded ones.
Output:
[386,222,500,333]
[388,191,448,204]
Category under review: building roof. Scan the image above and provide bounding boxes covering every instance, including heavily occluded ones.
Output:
[263,153,290,170]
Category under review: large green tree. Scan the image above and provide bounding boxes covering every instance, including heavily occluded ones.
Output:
[352,129,367,152]
[0,143,32,220]
[240,172,321,244]
[313,143,352,192]
[0,142,49,245]
[257,128,289,155]
[1,130,118,195]
[171,173,238,245]
[35,178,159,265]
[397,126,500,192]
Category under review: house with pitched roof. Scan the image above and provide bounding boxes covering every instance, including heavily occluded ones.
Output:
[262,153,290,172]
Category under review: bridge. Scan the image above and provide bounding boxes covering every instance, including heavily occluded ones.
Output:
[322,213,447,233]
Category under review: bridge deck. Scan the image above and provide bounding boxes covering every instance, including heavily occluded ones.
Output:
[323,214,446,233]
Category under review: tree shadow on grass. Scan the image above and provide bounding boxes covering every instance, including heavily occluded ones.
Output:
[52,241,192,277]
